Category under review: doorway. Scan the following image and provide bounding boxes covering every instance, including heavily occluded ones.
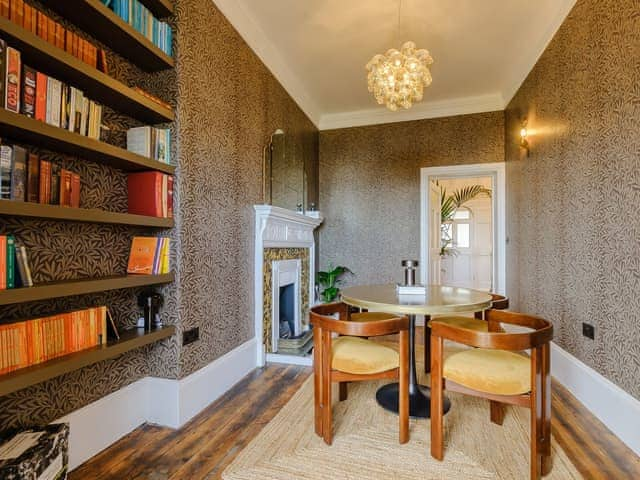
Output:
[420,163,506,294]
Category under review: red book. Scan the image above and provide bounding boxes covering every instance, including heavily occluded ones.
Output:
[127,172,164,217]
[0,0,9,19]
[23,4,33,32]
[20,64,36,118]
[28,5,37,35]
[167,175,173,218]
[65,30,73,54]
[55,23,64,49]
[37,11,47,41]
[70,173,80,208]
[59,168,72,206]
[35,71,47,121]
[26,153,39,203]
[9,0,23,27]
[5,47,21,113]
[39,159,51,205]
[47,18,56,46]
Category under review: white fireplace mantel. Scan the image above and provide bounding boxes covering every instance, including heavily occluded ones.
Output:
[253,205,323,366]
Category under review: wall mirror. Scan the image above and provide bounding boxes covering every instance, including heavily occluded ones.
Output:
[263,129,305,211]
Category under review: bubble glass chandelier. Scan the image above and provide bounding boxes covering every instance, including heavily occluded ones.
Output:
[365,1,434,111]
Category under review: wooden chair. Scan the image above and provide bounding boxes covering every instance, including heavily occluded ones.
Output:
[311,302,410,446]
[430,309,553,480]
[424,293,508,373]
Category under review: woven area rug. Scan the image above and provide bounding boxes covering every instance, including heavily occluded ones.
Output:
[223,350,581,479]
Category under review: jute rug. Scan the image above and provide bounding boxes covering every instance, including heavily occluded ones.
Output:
[223,348,581,479]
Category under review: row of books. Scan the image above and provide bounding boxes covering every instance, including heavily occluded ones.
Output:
[0,0,106,72]
[0,144,81,207]
[0,235,33,290]
[127,126,171,164]
[1,39,103,139]
[128,171,173,218]
[105,0,172,57]
[127,236,170,275]
[0,306,107,375]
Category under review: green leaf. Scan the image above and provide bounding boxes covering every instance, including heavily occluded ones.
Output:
[322,286,339,303]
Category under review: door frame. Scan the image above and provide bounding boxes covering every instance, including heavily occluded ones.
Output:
[419,162,506,294]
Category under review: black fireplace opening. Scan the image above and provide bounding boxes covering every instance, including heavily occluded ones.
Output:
[279,283,296,339]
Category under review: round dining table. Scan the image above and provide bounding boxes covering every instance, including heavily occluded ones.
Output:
[341,284,493,418]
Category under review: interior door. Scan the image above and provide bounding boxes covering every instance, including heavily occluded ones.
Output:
[428,181,441,285]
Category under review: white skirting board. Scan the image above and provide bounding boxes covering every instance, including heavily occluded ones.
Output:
[54,337,258,470]
[551,342,640,456]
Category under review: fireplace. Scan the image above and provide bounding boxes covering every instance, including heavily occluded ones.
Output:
[270,259,302,353]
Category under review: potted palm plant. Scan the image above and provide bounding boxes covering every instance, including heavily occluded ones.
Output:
[440,185,491,257]
[316,265,352,303]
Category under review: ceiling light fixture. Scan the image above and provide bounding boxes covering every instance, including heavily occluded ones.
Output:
[365,0,433,111]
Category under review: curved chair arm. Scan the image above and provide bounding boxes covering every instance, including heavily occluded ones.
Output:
[311,304,409,337]
[431,309,553,351]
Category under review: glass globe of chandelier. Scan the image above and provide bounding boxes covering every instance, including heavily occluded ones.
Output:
[365,1,434,111]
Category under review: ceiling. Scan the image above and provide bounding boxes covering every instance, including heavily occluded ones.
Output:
[213,0,576,129]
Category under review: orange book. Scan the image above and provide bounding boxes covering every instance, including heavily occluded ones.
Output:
[23,4,32,32]
[98,306,107,344]
[47,18,56,46]
[9,0,23,27]
[55,23,64,49]
[0,0,9,19]
[37,11,47,41]
[65,30,73,54]
[127,237,159,274]
[0,322,28,374]
[29,5,37,34]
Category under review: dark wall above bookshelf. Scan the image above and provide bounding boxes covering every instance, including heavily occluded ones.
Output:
[0,200,174,227]
[40,0,174,71]
[0,326,175,396]
[0,17,173,124]
[0,109,175,174]
[0,273,175,306]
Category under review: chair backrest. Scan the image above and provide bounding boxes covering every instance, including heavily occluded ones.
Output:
[432,309,553,351]
[475,293,509,319]
[311,303,409,337]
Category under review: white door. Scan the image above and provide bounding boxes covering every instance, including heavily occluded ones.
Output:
[428,181,441,284]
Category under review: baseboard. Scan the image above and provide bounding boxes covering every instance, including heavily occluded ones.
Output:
[55,337,258,470]
[551,342,640,456]
[266,352,312,366]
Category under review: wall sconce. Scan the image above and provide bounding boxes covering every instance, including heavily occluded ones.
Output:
[520,119,530,156]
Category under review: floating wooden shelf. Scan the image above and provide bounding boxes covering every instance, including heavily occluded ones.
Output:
[0,109,175,174]
[0,17,173,124]
[40,0,174,72]
[140,0,174,18]
[0,326,175,396]
[0,273,175,306]
[0,200,174,227]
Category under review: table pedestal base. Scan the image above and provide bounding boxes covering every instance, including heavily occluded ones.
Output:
[376,383,451,419]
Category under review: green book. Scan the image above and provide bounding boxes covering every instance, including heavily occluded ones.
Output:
[6,235,15,289]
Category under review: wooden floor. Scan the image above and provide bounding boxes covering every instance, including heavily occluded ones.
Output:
[71,359,640,479]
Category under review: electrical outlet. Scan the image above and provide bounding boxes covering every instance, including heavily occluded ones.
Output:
[582,323,595,340]
[183,327,200,346]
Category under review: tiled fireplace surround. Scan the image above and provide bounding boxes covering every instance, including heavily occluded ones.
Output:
[253,205,323,366]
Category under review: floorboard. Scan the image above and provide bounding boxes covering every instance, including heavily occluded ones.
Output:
[70,347,640,479]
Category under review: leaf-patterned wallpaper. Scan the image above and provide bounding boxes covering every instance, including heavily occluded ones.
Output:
[505,0,640,399]
[0,0,319,429]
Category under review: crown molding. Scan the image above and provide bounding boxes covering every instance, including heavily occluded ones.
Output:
[211,0,322,127]
[318,93,505,130]
[501,0,576,106]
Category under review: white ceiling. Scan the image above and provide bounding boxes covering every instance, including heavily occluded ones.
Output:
[213,0,576,129]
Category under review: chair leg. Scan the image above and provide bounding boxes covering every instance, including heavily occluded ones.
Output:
[399,330,409,444]
[530,347,543,480]
[490,401,505,425]
[424,317,431,374]
[430,335,444,460]
[321,330,333,445]
[541,343,552,476]
[313,326,323,437]
[339,382,348,401]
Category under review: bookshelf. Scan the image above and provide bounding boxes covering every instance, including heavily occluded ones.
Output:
[0,16,173,124]
[0,273,174,306]
[0,109,175,174]
[40,0,174,71]
[0,200,174,227]
[140,0,174,18]
[0,326,176,396]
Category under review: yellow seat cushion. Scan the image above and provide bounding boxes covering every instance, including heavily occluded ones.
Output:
[350,312,397,322]
[428,315,504,333]
[443,349,531,395]
[331,337,399,375]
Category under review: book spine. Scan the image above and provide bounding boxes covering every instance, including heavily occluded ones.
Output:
[20,65,36,118]
[10,145,27,201]
[39,159,51,205]
[23,4,33,34]
[167,175,173,218]
[47,17,56,46]
[5,47,21,113]
[20,245,32,286]
[0,0,9,19]
[46,78,62,127]
[161,173,167,217]
[152,237,163,275]
[71,173,80,208]
[50,163,60,205]
[14,244,27,288]
[0,236,6,290]
[0,40,6,110]
[0,145,12,200]
[59,169,72,206]
[6,235,15,289]
[37,11,47,41]
[35,72,47,122]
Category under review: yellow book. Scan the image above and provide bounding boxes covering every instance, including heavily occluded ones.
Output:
[161,238,170,274]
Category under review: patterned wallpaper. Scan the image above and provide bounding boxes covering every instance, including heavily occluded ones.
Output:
[505,0,640,399]
[319,112,504,286]
[0,0,319,428]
